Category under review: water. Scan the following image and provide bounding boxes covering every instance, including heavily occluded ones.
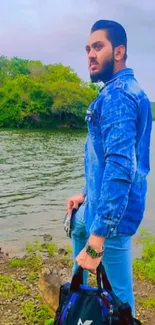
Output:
[0,124,154,255]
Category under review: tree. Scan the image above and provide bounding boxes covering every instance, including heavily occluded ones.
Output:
[0,55,154,129]
[0,75,54,127]
[46,63,82,84]
[48,81,96,127]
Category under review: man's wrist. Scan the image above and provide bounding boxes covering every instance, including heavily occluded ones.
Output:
[86,243,104,258]
[88,234,105,250]
[85,234,106,259]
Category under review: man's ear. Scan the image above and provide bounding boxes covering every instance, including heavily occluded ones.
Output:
[114,45,126,61]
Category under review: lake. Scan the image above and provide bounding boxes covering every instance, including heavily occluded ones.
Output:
[0,124,154,255]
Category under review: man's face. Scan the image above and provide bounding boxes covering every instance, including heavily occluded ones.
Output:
[86,29,114,83]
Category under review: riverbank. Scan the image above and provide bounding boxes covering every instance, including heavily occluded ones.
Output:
[0,57,155,129]
[0,231,155,325]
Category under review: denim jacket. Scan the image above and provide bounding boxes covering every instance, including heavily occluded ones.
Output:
[83,68,152,238]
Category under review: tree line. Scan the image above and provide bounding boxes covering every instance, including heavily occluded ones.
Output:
[0,56,154,129]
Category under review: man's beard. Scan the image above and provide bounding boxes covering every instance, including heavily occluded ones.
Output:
[90,55,114,84]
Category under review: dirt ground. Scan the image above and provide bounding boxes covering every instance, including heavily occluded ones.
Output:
[0,251,155,325]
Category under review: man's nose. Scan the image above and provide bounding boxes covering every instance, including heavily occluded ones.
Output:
[88,48,97,59]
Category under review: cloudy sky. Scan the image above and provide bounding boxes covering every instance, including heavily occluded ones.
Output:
[0,0,155,100]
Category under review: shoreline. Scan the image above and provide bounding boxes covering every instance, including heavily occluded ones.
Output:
[0,121,155,132]
[0,238,155,325]
[0,234,143,259]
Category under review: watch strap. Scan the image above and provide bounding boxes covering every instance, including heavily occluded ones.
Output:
[86,243,104,259]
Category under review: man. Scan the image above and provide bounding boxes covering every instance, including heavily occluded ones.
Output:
[67,20,152,316]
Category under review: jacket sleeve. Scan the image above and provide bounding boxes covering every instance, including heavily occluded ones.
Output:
[90,89,138,238]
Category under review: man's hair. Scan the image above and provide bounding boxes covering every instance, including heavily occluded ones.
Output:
[91,20,127,60]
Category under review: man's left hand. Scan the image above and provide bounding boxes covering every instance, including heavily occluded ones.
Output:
[76,234,105,274]
[76,248,102,274]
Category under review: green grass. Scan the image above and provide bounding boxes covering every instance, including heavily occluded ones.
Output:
[20,301,54,325]
[26,271,39,282]
[8,253,42,271]
[26,240,47,254]
[8,239,58,271]
[151,102,155,120]
[47,243,57,256]
[1,239,61,325]
[8,240,58,269]
[133,228,155,283]
[138,296,155,309]
[0,275,29,298]
[66,244,72,254]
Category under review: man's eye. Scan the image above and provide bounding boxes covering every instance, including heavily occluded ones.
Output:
[95,44,102,51]
[86,48,90,53]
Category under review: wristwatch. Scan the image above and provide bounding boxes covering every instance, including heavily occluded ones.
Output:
[86,243,104,259]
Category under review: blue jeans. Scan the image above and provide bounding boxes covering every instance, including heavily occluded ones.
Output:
[71,201,135,316]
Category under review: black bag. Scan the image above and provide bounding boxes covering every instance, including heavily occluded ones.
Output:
[53,263,142,325]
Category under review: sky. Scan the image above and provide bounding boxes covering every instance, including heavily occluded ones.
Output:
[0,0,155,100]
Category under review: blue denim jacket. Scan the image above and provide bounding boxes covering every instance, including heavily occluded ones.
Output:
[83,68,152,238]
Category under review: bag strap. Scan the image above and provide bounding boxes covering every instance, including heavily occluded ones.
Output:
[97,263,112,291]
[70,262,112,292]
[70,266,83,292]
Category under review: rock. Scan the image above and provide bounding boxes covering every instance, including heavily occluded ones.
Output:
[43,234,53,243]
[58,248,67,255]
[0,248,9,261]
[20,275,26,280]
[38,263,71,312]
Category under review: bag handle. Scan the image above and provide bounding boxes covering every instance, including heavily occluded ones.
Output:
[70,262,112,292]
[97,263,112,291]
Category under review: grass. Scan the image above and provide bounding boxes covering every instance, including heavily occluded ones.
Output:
[138,297,155,309]
[26,271,39,282]
[8,239,58,271]
[47,243,57,256]
[133,228,155,283]
[26,239,57,257]
[8,253,42,271]
[2,233,155,325]
[20,301,54,325]
[0,275,29,298]
[26,240,47,254]
[66,244,72,254]
[5,239,57,324]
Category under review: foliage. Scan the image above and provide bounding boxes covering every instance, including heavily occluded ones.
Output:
[47,243,57,256]
[26,239,57,256]
[133,228,155,283]
[44,319,54,325]
[0,56,97,129]
[26,271,39,282]
[8,239,58,270]
[26,240,47,253]
[151,102,155,120]
[8,253,42,271]
[0,56,154,128]
[66,244,72,254]
[138,296,155,309]
[20,301,54,325]
[0,275,29,298]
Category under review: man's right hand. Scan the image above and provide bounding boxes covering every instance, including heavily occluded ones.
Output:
[67,193,85,217]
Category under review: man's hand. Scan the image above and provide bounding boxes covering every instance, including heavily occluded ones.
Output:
[76,248,102,274]
[76,234,105,273]
[67,193,85,216]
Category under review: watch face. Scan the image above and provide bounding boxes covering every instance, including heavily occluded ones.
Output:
[86,245,103,258]
[87,245,97,257]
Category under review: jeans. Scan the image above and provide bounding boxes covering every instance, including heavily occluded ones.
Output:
[71,201,135,316]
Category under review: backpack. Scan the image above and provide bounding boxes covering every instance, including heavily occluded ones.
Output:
[53,263,142,325]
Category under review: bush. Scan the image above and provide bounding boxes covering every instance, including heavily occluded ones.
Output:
[133,228,155,283]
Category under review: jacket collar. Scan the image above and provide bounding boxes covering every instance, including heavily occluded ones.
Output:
[99,68,134,92]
